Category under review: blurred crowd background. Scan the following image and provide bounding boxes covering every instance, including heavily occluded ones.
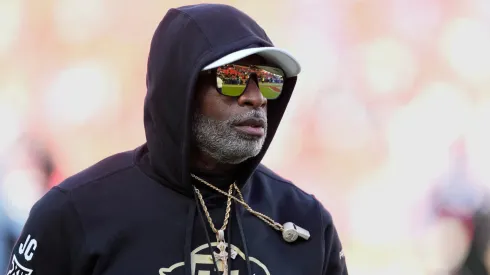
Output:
[1,0,490,274]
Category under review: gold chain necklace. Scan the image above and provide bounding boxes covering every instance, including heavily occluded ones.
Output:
[191,174,311,244]
[193,184,233,235]
[193,183,237,275]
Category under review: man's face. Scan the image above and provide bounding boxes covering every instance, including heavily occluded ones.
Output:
[192,55,268,164]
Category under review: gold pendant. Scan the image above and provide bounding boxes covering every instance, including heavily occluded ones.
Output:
[213,230,237,275]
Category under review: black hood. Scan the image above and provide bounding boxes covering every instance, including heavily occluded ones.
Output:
[143,3,297,195]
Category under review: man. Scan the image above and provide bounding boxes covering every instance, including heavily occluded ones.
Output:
[6,4,347,275]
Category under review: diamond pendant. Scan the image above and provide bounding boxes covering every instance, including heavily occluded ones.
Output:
[213,230,237,275]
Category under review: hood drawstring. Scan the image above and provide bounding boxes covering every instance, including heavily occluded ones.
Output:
[235,205,253,275]
[192,189,252,275]
[193,191,220,275]
[184,204,196,275]
[227,204,234,274]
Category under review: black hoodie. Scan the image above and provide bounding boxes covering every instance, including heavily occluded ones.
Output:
[5,4,347,275]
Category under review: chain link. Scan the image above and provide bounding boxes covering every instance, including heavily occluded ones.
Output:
[193,183,233,234]
[191,174,284,233]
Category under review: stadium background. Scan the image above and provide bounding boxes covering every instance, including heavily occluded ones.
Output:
[1,0,490,274]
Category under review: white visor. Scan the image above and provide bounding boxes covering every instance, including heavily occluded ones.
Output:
[202,47,301,77]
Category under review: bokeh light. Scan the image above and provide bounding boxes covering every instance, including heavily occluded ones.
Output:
[0,0,22,55]
[44,61,120,126]
[441,18,490,84]
[53,0,109,43]
[362,38,418,95]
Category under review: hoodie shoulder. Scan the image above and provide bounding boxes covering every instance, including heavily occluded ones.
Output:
[253,164,348,274]
[254,164,316,202]
[251,164,320,218]
[57,150,136,192]
[252,163,336,232]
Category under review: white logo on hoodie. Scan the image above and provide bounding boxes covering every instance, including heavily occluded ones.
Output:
[159,242,269,275]
[7,255,33,275]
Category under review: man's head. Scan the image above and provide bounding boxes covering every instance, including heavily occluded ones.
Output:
[143,4,301,184]
[192,55,269,165]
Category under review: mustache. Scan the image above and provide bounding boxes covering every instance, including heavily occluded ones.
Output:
[228,110,267,127]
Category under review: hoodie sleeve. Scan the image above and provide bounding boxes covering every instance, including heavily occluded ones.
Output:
[5,187,84,275]
[320,203,348,275]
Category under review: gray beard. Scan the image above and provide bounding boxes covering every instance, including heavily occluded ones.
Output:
[192,110,267,164]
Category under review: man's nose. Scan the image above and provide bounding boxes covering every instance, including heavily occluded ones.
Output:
[237,78,267,108]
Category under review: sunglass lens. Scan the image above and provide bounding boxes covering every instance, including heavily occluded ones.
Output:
[216,64,285,99]
[256,65,284,100]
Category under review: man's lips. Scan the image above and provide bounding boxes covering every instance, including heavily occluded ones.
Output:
[233,118,266,137]
[234,118,266,128]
